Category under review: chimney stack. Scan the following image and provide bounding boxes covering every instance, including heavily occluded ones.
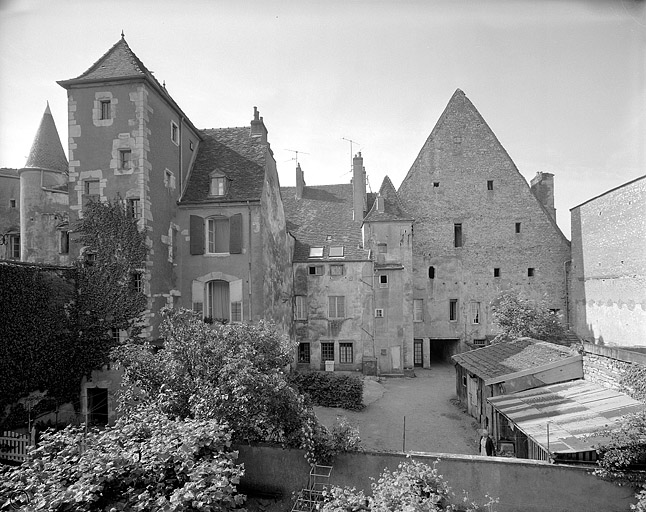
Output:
[530,172,556,222]
[296,163,305,199]
[250,106,268,144]
[352,152,366,221]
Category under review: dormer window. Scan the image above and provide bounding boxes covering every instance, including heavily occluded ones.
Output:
[210,173,228,196]
[329,246,344,258]
[309,247,324,258]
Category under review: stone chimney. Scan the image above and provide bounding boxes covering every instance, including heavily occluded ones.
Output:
[250,106,268,144]
[530,172,556,221]
[352,152,366,221]
[296,163,305,199]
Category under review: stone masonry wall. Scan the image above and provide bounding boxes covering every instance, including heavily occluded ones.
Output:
[582,342,646,394]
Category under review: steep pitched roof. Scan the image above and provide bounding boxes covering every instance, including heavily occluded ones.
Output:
[24,104,68,173]
[281,183,369,262]
[452,337,579,384]
[364,175,413,222]
[57,36,201,139]
[180,127,267,204]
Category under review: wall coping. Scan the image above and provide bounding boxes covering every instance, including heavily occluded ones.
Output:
[583,342,646,365]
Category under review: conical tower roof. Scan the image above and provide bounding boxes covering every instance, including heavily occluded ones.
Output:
[24,103,68,173]
[364,175,414,222]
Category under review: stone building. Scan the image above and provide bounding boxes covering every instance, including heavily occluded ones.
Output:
[398,89,572,361]
[569,175,646,347]
[0,168,20,261]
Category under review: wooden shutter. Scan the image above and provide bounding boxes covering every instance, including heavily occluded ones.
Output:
[190,215,204,255]
[229,213,243,254]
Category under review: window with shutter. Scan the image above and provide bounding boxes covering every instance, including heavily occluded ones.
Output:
[190,215,205,255]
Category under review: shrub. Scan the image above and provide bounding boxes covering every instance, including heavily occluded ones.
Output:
[0,405,244,512]
[321,459,498,512]
[289,371,364,410]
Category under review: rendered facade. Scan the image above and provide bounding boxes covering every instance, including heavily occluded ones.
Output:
[569,175,646,347]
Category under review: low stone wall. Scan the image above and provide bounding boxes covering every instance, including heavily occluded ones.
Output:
[235,444,637,512]
[582,342,646,391]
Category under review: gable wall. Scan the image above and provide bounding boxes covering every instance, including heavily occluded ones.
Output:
[398,92,571,352]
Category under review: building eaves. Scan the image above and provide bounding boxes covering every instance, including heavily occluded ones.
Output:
[570,174,646,211]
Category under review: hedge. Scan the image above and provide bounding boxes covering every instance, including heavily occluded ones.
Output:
[288,371,364,410]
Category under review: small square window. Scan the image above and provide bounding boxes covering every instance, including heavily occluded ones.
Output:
[85,180,100,196]
[515,222,521,233]
[171,121,179,145]
[528,267,535,277]
[487,180,494,191]
[379,275,388,288]
[127,198,141,219]
[308,265,323,276]
[449,299,458,322]
[329,246,344,258]
[433,182,440,188]
[330,264,344,276]
[377,243,387,253]
[85,251,97,266]
[100,100,111,120]
[210,176,227,196]
[375,308,384,318]
[493,268,500,278]
[298,342,311,363]
[9,199,16,208]
[119,149,131,170]
[309,247,324,258]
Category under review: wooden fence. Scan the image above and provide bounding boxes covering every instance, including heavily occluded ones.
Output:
[0,431,30,463]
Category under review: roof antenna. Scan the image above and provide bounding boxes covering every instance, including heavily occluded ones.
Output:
[285,149,309,166]
[341,137,360,175]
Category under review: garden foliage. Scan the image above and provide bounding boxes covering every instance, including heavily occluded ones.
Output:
[491,290,566,344]
[0,404,244,511]
[114,307,360,464]
[320,459,498,512]
[288,371,364,410]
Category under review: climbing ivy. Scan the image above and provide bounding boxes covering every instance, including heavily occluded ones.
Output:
[0,198,147,430]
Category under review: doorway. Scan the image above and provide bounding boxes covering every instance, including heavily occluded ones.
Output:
[429,338,459,363]
[87,388,108,426]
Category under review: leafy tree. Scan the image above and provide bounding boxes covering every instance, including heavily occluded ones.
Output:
[113,307,359,464]
[490,290,566,344]
[321,459,498,512]
[594,410,646,510]
[0,403,244,511]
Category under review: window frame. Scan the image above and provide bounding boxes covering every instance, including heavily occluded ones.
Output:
[493,267,501,278]
[449,299,458,322]
[206,216,230,254]
[329,264,344,276]
[375,308,384,318]
[294,295,307,320]
[127,198,141,220]
[528,267,535,277]
[171,121,179,145]
[515,222,521,234]
[328,296,345,319]
[309,247,324,258]
[379,274,389,288]
[339,343,353,364]
[9,234,20,259]
[100,100,111,120]
[377,243,387,253]
[210,176,227,196]
[231,301,242,323]
[119,149,132,170]
[59,230,69,254]
[321,342,334,362]
[298,342,311,363]
[84,179,100,196]
[308,265,323,276]
[454,223,463,248]
[470,302,480,325]
[131,271,143,294]
[328,246,344,258]
[413,299,424,322]
[487,180,494,191]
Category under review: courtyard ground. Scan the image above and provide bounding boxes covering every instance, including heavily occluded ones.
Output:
[314,362,480,455]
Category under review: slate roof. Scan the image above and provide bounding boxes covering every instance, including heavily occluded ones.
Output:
[180,127,267,204]
[281,184,369,262]
[489,380,644,455]
[24,104,68,173]
[452,337,579,383]
[57,36,201,139]
[364,175,413,223]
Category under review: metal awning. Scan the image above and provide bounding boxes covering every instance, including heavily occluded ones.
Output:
[488,380,644,454]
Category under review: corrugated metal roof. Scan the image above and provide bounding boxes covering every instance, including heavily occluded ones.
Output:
[488,380,644,454]
[452,337,578,382]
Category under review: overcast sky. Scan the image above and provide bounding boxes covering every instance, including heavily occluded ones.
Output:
[1,0,644,237]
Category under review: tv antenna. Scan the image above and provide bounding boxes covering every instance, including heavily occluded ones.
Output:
[285,149,309,166]
[341,137,361,173]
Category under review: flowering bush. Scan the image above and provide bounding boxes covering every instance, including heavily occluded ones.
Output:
[321,459,498,512]
[0,405,244,511]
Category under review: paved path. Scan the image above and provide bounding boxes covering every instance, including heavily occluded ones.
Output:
[314,363,480,455]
